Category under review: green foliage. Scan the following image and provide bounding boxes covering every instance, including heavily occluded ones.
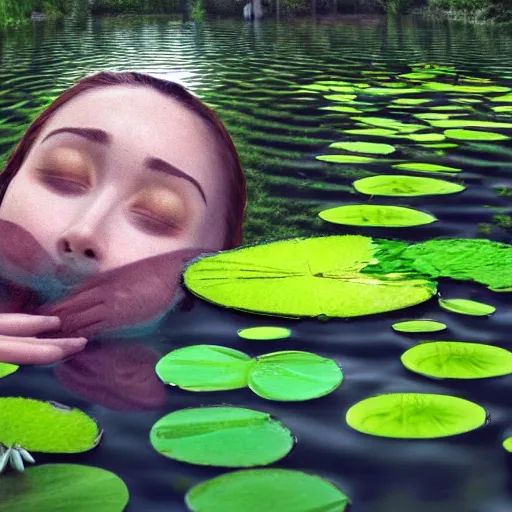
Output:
[190,0,206,22]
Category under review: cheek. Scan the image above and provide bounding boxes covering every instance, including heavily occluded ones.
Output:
[0,176,67,259]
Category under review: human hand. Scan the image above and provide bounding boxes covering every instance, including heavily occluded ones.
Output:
[0,314,87,365]
[38,247,214,338]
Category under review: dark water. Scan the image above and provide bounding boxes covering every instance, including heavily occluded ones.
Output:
[0,13,512,512]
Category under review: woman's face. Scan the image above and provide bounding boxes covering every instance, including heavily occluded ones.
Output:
[0,85,227,280]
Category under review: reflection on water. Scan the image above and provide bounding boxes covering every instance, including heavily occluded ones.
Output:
[0,13,511,512]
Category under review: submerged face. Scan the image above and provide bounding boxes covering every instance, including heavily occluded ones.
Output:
[0,85,227,281]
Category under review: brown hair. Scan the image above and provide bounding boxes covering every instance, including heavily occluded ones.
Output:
[0,71,247,251]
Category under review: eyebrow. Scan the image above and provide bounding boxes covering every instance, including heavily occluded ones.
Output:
[40,127,207,205]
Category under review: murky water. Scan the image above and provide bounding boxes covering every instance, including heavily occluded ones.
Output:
[0,14,511,512]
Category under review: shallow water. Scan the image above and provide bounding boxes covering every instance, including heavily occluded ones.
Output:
[0,13,511,512]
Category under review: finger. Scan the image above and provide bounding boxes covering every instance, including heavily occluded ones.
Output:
[0,314,61,337]
[0,337,87,365]
[58,303,106,336]
[44,287,104,316]
[70,320,107,339]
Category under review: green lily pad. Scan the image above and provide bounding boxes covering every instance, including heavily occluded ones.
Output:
[401,341,512,379]
[353,175,464,197]
[444,129,510,141]
[427,119,512,129]
[0,464,129,512]
[392,162,462,173]
[0,362,18,378]
[391,98,432,105]
[438,298,496,316]
[319,105,363,113]
[329,141,395,155]
[297,84,331,92]
[247,351,343,401]
[490,93,512,102]
[423,82,510,94]
[185,469,351,512]
[392,319,447,333]
[492,105,512,113]
[346,393,487,439]
[316,154,376,164]
[150,407,295,467]
[503,437,512,452]
[323,94,358,102]
[413,113,453,120]
[399,72,437,80]
[0,398,101,453]
[362,87,423,96]
[418,143,458,149]
[155,345,252,391]
[183,235,437,319]
[342,128,399,137]
[406,133,447,142]
[237,327,291,340]
[351,116,426,133]
[319,204,437,227]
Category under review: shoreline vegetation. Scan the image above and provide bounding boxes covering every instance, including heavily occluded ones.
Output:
[0,0,511,31]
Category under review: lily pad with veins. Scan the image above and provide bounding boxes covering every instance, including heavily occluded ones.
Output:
[183,235,437,319]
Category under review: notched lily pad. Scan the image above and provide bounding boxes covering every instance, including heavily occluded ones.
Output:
[155,345,253,392]
[237,327,291,340]
[401,341,512,379]
[353,175,465,197]
[346,393,487,439]
[0,464,129,512]
[185,469,351,512]
[319,204,437,227]
[0,398,101,453]
[183,235,437,319]
[438,298,496,316]
[150,406,295,467]
[392,319,447,333]
[247,351,343,401]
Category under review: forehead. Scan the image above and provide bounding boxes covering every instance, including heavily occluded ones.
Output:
[37,85,223,193]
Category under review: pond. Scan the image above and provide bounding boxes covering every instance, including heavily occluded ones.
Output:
[0,12,511,512]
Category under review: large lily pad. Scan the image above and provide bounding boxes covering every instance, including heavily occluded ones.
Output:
[401,341,512,379]
[0,398,101,453]
[353,175,465,197]
[351,116,426,133]
[319,204,437,227]
[150,407,294,467]
[316,154,377,164]
[392,162,461,173]
[183,235,437,319]
[185,469,351,512]
[247,351,343,401]
[346,393,487,438]
[444,129,510,141]
[329,141,395,155]
[0,464,129,512]
[155,345,252,391]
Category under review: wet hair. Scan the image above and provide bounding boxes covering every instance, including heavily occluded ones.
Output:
[0,70,247,251]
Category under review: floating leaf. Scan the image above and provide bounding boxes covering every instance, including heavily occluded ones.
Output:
[392,319,447,333]
[444,129,510,141]
[247,351,343,401]
[351,116,426,133]
[0,464,129,512]
[503,437,512,452]
[316,154,376,164]
[237,327,291,340]
[490,93,512,102]
[391,98,431,105]
[319,105,363,113]
[427,119,512,129]
[399,72,437,80]
[342,128,399,137]
[346,393,487,439]
[0,362,18,379]
[423,82,510,94]
[323,94,357,102]
[362,87,423,96]
[319,204,436,227]
[438,298,496,316]
[401,341,512,379]
[329,141,395,155]
[185,469,351,512]
[392,162,461,173]
[155,345,252,391]
[183,235,437,319]
[405,133,446,142]
[353,175,464,197]
[150,407,294,467]
[0,398,101,453]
